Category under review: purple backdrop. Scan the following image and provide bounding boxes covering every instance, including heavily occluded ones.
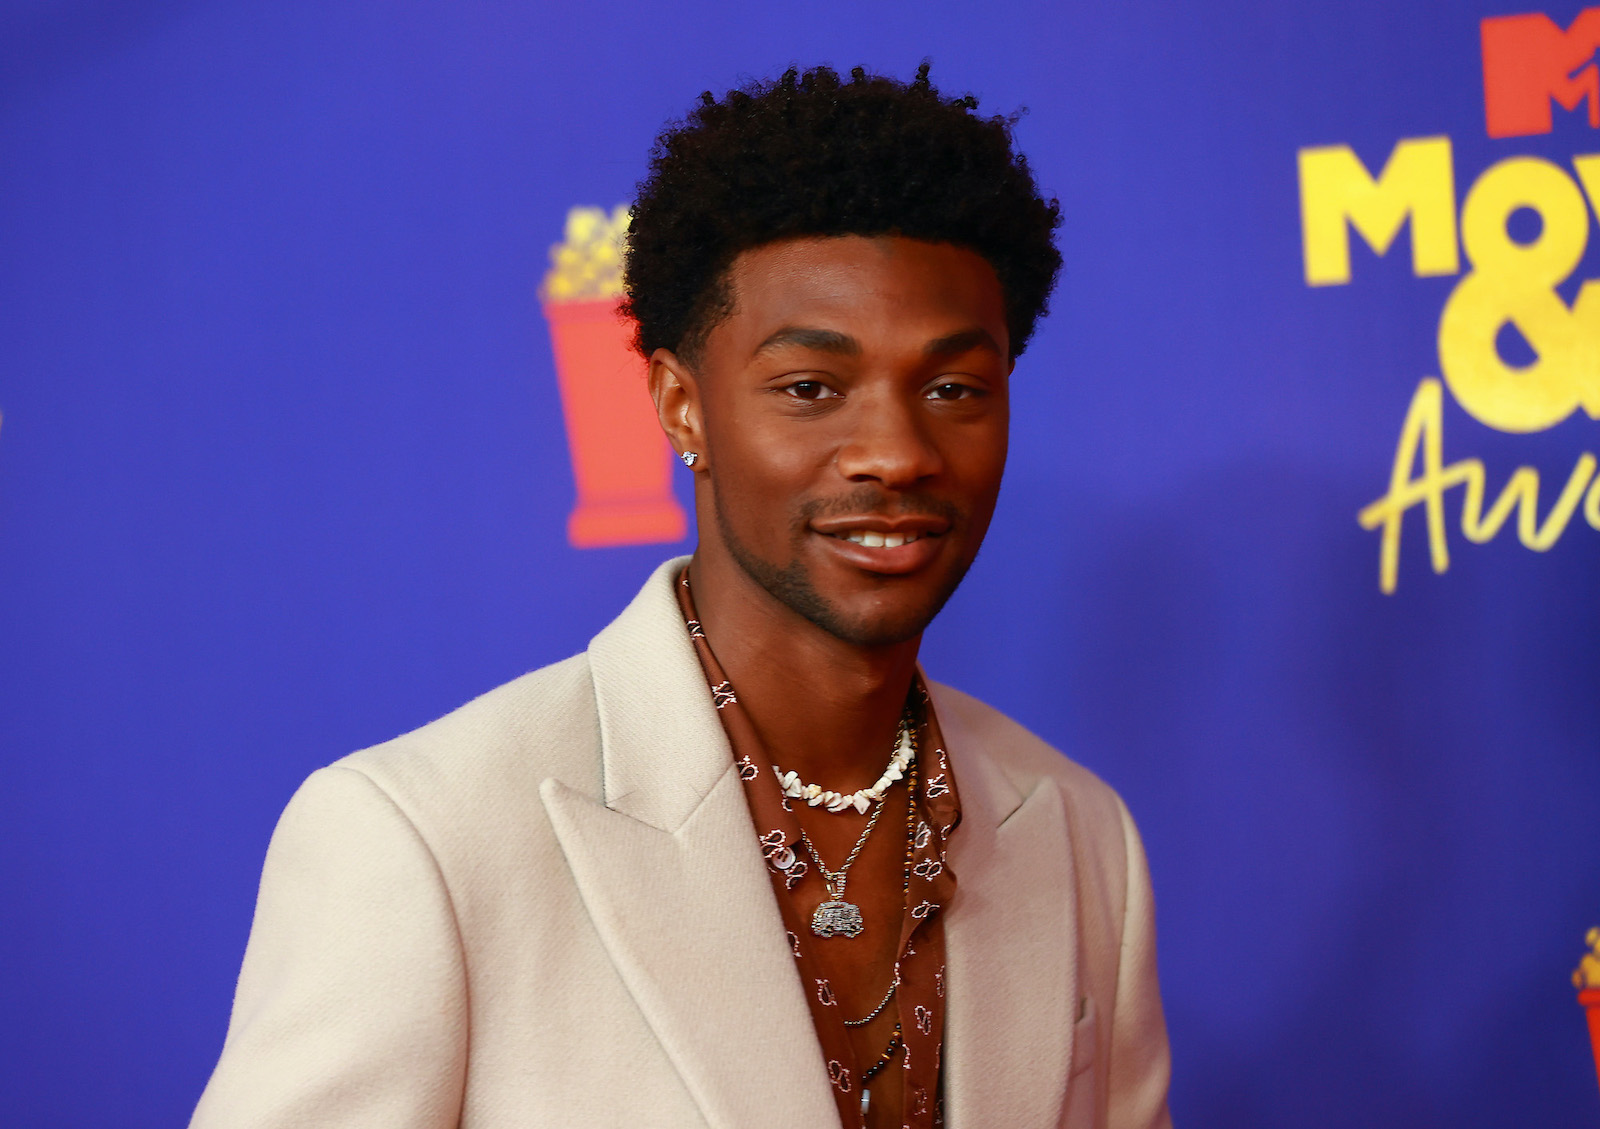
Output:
[2,1,1599,1125]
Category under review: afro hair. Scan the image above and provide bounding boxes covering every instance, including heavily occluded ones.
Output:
[621,63,1062,365]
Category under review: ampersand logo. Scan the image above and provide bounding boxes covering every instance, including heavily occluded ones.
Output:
[1438,155,1600,432]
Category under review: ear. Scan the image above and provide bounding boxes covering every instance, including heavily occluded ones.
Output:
[648,348,707,470]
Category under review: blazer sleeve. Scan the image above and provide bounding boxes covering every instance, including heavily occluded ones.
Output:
[1105,795,1174,1129]
[190,765,468,1129]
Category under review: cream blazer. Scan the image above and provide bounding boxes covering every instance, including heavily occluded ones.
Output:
[191,558,1173,1129]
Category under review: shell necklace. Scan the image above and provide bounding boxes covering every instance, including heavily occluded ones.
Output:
[788,720,919,938]
[773,717,916,814]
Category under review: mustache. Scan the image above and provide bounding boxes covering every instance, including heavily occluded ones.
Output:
[797,486,962,525]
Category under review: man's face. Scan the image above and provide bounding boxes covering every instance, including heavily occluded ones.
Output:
[687,235,1011,648]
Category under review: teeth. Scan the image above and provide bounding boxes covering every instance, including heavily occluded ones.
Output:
[840,530,921,547]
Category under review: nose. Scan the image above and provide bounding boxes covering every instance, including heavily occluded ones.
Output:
[833,391,943,488]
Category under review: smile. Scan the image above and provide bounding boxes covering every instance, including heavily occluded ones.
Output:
[809,517,951,576]
[830,530,926,548]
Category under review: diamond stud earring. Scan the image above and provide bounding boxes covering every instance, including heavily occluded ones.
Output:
[680,451,699,467]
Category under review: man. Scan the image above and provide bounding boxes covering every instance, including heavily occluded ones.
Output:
[192,64,1172,1129]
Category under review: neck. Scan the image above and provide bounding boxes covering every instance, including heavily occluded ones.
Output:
[687,546,919,791]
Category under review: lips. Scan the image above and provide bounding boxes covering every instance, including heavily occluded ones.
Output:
[809,515,950,574]
[810,514,951,539]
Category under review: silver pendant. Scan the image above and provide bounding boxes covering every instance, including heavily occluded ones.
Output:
[812,899,864,938]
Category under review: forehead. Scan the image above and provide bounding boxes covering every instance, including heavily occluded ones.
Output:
[708,236,1009,361]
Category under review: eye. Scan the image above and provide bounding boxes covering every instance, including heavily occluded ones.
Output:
[785,380,841,401]
[926,382,982,401]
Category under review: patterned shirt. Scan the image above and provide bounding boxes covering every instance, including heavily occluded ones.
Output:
[675,570,961,1129]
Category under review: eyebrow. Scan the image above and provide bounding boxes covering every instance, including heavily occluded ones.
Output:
[751,326,861,359]
[751,325,1003,361]
[922,328,1003,359]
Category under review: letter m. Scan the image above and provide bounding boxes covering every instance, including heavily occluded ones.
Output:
[1298,137,1458,287]
[1482,8,1600,139]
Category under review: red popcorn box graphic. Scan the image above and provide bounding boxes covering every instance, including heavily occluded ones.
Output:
[1574,930,1600,1094]
[540,205,687,549]
[1580,989,1600,1093]
[542,295,686,548]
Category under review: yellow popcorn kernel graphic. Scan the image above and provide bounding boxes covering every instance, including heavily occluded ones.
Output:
[540,204,630,303]
[1575,927,1600,991]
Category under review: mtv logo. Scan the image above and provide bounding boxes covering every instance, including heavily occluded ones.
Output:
[1482,8,1600,138]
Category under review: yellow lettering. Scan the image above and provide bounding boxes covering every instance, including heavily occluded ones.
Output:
[1459,454,1597,548]
[1359,378,1599,592]
[1437,156,1600,432]
[1568,153,1600,217]
[1357,379,1475,593]
[1299,136,1459,286]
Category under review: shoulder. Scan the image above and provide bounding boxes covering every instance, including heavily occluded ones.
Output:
[928,679,1136,856]
[299,653,603,848]
[273,556,697,866]
[344,652,596,781]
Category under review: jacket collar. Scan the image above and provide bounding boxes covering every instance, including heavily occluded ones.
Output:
[585,556,733,833]
[550,558,1083,1129]
[933,680,1082,1129]
[544,557,842,1129]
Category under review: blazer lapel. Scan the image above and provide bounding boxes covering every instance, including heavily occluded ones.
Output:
[935,681,1081,1129]
[542,559,842,1129]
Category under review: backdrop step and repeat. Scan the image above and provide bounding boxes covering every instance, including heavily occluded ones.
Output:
[2,2,1598,1126]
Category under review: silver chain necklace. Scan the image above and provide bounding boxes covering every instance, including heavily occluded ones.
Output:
[798,716,919,938]
[800,796,887,938]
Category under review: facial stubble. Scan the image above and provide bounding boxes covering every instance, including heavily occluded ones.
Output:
[713,484,976,649]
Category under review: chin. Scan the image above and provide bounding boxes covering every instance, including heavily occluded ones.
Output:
[790,595,935,648]
[741,549,968,649]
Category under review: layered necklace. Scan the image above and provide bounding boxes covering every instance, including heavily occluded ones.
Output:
[776,713,918,940]
[777,725,924,1122]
